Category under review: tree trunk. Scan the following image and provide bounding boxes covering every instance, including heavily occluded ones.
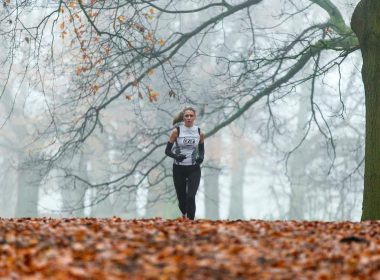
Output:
[112,177,138,218]
[287,92,311,220]
[203,168,220,220]
[60,152,87,217]
[288,181,305,220]
[228,145,246,220]
[203,133,222,220]
[90,188,114,217]
[89,157,114,218]
[351,1,380,220]
[15,154,41,217]
[0,163,17,217]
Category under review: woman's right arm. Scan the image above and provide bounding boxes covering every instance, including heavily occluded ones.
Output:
[165,129,186,161]
[168,128,178,144]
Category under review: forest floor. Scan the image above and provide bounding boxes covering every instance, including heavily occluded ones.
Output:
[0,217,379,279]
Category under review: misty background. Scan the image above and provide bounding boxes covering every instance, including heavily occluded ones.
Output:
[0,0,363,221]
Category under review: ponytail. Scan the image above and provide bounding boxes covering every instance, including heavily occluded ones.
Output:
[172,111,184,126]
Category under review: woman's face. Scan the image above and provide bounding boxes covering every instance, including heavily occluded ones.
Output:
[183,109,196,127]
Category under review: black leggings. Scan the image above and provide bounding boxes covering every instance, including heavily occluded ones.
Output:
[173,164,201,220]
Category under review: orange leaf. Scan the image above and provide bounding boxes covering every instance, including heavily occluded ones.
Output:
[117,15,126,23]
[75,66,82,75]
[148,91,158,102]
[90,84,99,94]
[146,68,154,77]
[60,31,68,39]
[68,2,77,9]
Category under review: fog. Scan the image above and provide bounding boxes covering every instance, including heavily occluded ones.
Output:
[0,0,363,221]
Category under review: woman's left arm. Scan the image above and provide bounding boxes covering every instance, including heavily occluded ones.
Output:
[196,131,205,164]
[199,131,204,144]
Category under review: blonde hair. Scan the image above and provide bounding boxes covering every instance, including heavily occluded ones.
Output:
[172,106,196,125]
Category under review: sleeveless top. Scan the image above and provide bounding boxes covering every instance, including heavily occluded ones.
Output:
[173,124,200,166]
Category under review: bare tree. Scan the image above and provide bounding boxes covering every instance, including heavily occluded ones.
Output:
[2,0,374,219]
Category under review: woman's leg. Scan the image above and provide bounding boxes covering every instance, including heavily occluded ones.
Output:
[173,165,187,216]
[186,165,201,220]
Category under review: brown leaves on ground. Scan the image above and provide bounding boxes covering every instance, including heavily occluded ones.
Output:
[0,218,379,279]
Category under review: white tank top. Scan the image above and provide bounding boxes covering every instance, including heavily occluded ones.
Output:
[174,124,200,166]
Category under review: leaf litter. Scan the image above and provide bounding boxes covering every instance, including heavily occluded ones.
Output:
[0,217,379,279]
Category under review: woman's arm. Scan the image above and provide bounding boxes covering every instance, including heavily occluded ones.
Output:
[168,128,178,144]
[196,131,205,164]
[165,128,186,161]
[199,130,204,144]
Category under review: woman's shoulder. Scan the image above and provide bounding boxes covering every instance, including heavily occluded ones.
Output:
[193,125,201,130]
[191,125,202,136]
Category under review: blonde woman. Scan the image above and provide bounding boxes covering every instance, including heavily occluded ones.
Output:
[165,107,205,220]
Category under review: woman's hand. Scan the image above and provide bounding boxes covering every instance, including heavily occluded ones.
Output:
[175,154,186,162]
[195,157,203,164]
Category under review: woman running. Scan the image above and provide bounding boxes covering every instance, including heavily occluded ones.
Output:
[165,107,205,220]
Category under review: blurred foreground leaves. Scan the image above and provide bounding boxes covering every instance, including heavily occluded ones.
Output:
[0,217,380,279]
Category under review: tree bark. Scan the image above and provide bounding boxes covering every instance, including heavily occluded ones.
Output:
[60,152,87,217]
[203,168,220,220]
[15,154,41,217]
[228,146,246,220]
[287,90,312,220]
[0,168,17,217]
[203,133,222,220]
[89,156,114,217]
[112,180,138,218]
[351,0,380,220]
